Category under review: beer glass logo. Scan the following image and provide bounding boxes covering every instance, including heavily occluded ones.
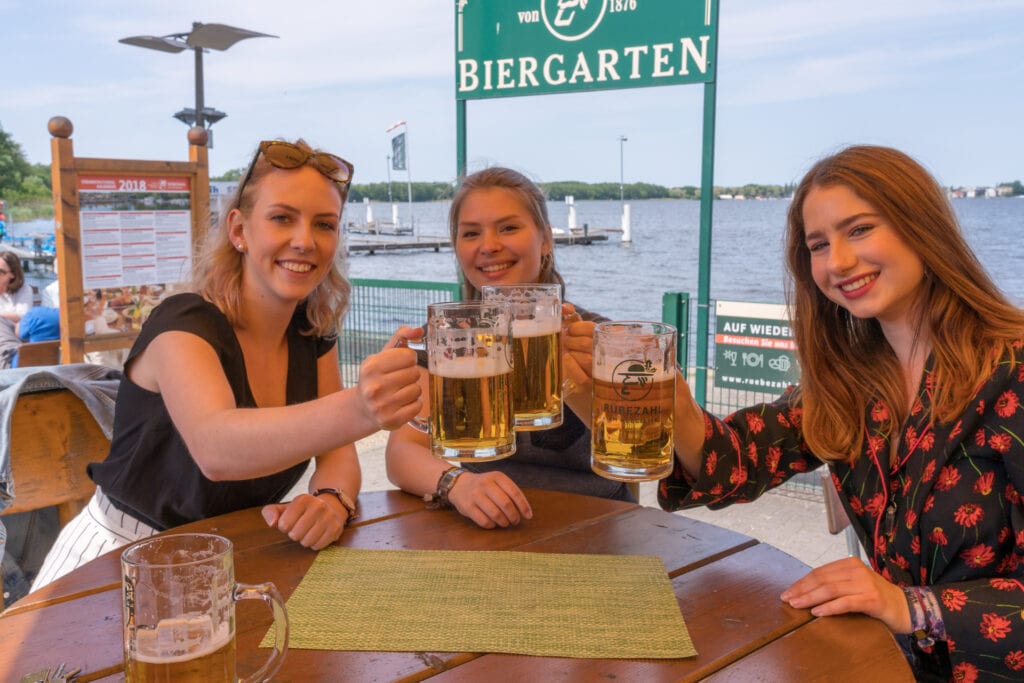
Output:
[541,0,607,42]
[612,358,655,400]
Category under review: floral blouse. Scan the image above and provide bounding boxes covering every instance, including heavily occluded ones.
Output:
[659,348,1024,681]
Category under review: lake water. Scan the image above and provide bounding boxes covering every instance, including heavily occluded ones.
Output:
[343,197,1024,321]
[10,197,1024,322]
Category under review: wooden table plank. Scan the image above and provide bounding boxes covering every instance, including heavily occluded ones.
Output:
[0,588,123,682]
[424,544,813,683]
[702,613,913,682]
[516,504,758,575]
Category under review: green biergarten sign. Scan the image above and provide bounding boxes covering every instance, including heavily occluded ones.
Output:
[714,301,801,392]
[455,0,717,100]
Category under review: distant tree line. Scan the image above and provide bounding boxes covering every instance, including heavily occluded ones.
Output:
[213,173,799,202]
[999,180,1024,196]
[0,124,53,219]
[10,122,1017,222]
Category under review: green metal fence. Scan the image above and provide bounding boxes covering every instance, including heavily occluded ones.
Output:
[339,284,786,416]
[337,278,461,387]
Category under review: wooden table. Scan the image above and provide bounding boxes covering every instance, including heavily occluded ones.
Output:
[1,489,912,682]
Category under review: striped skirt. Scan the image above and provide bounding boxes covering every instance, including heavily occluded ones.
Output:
[32,488,157,591]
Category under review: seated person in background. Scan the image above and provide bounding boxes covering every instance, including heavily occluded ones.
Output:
[34,138,423,589]
[0,251,32,324]
[12,305,60,367]
[41,256,60,309]
[385,167,631,531]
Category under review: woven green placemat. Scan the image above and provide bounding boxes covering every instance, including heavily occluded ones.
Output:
[262,547,695,659]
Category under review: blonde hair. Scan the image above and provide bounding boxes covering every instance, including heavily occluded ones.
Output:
[448,167,564,300]
[786,145,1024,462]
[191,138,351,336]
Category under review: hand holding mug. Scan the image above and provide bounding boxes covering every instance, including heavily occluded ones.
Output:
[356,326,424,430]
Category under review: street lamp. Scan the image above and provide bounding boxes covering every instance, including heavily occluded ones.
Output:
[119,22,276,144]
[618,134,628,204]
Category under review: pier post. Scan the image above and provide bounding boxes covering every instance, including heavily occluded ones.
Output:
[364,198,374,228]
[621,204,632,242]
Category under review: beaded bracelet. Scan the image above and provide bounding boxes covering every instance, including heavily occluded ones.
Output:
[902,586,945,648]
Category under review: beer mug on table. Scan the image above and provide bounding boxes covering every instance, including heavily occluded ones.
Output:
[591,321,676,482]
[481,284,563,431]
[121,533,288,683]
[422,300,516,461]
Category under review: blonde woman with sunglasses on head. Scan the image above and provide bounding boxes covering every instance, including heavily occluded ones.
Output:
[34,139,423,588]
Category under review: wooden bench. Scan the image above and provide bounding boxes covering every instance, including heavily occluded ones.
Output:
[16,340,61,367]
[3,389,108,525]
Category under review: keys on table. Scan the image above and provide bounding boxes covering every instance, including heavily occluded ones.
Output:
[19,662,81,682]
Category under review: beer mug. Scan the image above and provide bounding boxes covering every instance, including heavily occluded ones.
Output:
[421,300,516,461]
[481,284,563,430]
[121,533,288,683]
[591,321,677,481]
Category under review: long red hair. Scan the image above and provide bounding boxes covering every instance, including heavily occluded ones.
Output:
[785,145,1024,462]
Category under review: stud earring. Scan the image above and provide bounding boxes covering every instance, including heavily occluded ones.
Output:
[235,242,244,252]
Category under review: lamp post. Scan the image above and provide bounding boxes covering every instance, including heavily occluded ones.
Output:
[119,22,276,145]
[618,134,628,204]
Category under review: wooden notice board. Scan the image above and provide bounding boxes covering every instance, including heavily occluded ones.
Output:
[48,117,210,363]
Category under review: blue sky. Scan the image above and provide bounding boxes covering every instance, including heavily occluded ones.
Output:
[2,0,1022,188]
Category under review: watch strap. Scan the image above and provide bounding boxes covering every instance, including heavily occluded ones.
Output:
[313,487,357,525]
[423,466,466,509]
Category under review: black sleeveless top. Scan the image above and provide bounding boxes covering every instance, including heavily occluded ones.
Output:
[88,293,336,529]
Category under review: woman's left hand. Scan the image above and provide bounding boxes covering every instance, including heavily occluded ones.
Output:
[780,556,912,634]
[261,493,347,550]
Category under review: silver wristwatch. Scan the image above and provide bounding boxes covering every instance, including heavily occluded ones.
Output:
[423,466,466,508]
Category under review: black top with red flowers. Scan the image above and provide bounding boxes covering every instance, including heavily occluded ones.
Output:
[659,348,1024,681]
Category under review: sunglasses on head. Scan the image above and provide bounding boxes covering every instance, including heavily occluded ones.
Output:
[237,140,354,200]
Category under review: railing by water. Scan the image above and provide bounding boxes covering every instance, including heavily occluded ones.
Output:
[338,278,461,387]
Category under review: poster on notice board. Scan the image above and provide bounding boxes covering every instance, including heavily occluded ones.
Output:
[78,174,192,336]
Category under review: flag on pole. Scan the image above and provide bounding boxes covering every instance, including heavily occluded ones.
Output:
[386,120,406,133]
[391,133,407,171]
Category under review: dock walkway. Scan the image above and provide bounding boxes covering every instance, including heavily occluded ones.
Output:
[347,230,611,254]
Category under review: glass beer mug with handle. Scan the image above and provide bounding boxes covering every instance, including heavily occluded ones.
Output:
[591,321,677,482]
[481,284,563,431]
[412,300,516,461]
[121,533,288,683]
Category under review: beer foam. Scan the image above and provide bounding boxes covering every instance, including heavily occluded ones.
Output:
[432,354,512,378]
[512,317,560,337]
[133,617,232,664]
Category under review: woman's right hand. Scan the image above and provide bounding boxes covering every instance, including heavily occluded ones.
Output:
[356,326,424,430]
[447,470,533,529]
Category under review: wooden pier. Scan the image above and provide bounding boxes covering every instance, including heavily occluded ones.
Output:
[347,230,612,254]
[1,241,54,273]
